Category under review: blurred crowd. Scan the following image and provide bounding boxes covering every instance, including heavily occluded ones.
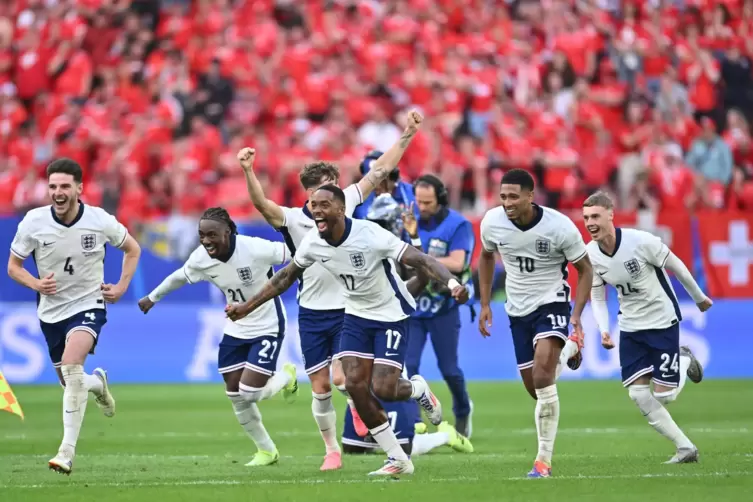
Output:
[1,0,753,228]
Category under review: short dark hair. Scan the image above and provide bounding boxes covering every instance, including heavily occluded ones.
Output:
[300,161,340,189]
[315,184,346,206]
[583,191,614,210]
[201,207,238,235]
[47,158,83,183]
[501,169,535,191]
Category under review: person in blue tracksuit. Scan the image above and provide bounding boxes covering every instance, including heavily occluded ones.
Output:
[352,150,415,220]
[403,174,475,438]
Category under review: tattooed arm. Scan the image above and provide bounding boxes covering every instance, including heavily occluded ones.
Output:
[399,245,469,304]
[357,110,423,198]
[226,261,304,321]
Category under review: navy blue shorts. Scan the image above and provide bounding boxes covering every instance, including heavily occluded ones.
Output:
[508,302,570,371]
[39,308,107,368]
[338,314,410,369]
[620,323,680,387]
[299,307,344,375]
[217,334,282,376]
[342,398,418,449]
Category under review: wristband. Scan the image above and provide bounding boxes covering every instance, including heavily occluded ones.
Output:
[411,237,422,247]
[447,279,461,290]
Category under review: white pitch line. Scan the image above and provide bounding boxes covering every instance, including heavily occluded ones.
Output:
[2,471,750,489]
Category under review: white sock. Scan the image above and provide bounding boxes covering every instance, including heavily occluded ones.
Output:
[228,392,276,452]
[555,363,563,379]
[410,378,426,399]
[83,373,103,396]
[239,371,291,402]
[370,421,409,461]
[312,392,340,454]
[677,355,690,394]
[534,385,560,464]
[629,384,694,449]
[560,339,579,362]
[412,432,449,456]
[61,364,89,452]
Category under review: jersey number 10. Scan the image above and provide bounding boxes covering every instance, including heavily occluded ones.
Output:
[516,257,535,273]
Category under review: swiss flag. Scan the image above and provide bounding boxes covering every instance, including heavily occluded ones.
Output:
[698,213,753,298]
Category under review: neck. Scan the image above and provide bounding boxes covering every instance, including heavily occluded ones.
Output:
[328,222,345,244]
[60,202,80,224]
[598,226,617,254]
[515,204,536,226]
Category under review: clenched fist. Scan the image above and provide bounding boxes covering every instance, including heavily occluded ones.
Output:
[406,109,423,132]
[237,147,256,172]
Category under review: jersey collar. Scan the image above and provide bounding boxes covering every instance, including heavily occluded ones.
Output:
[598,227,622,258]
[217,234,237,263]
[302,202,313,220]
[326,217,352,247]
[51,201,85,228]
[511,203,543,232]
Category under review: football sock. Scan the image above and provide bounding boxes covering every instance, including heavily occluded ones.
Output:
[369,421,409,461]
[228,392,276,452]
[239,371,291,402]
[534,384,560,465]
[654,355,691,405]
[61,364,89,452]
[83,373,103,396]
[629,384,694,449]
[312,392,340,454]
[412,432,449,456]
[410,378,427,399]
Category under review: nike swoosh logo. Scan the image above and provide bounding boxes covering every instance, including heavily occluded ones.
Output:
[321,259,331,263]
[82,321,95,325]
[43,242,54,247]
[209,275,219,278]
[385,352,399,357]
[64,410,76,414]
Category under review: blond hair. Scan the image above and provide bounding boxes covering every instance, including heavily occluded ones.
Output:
[583,191,614,210]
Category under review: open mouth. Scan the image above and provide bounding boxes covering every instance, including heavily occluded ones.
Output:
[53,197,67,210]
[315,218,328,232]
[204,244,217,255]
[587,226,600,236]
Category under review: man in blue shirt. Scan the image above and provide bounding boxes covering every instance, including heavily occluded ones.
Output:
[403,174,475,437]
[352,150,415,220]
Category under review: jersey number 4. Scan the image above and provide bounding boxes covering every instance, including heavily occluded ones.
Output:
[63,257,74,275]
[516,257,535,273]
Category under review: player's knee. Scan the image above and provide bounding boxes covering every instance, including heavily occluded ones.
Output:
[372,380,399,402]
[531,368,556,389]
[653,389,677,406]
[238,383,264,403]
[628,384,661,413]
[309,368,333,394]
[344,379,368,398]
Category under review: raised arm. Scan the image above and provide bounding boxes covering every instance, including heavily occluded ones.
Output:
[226,261,304,321]
[399,245,469,303]
[357,110,423,199]
[237,147,286,228]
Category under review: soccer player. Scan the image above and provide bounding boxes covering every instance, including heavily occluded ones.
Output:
[402,174,475,437]
[236,110,423,471]
[137,207,297,467]
[227,185,469,477]
[477,169,593,478]
[7,158,142,474]
[582,191,710,464]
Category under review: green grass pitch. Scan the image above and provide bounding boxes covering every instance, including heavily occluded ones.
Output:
[1,380,751,501]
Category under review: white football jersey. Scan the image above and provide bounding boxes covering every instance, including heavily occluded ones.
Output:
[587,228,681,332]
[278,184,363,310]
[10,203,128,323]
[480,204,587,317]
[183,235,289,340]
[293,218,416,322]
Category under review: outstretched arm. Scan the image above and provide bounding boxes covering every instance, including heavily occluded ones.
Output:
[139,267,189,313]
[357,110,423,199]
[227,261,304,321]
[237,147,285,228]
[664,252,712,311]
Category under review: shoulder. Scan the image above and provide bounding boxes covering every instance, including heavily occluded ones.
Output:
[586,240,601,256]
[18,206,50,229]
[541,206,579,236]
[185,245,210,268]
[480,206,507,229]
[541,205,576,225]
[622,228,656,243]
[83,204,119,226]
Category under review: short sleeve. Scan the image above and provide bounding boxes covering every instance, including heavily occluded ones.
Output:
[479,213,497,253]
[293,232,317,269]
[101,210,128,248]
[182,250,205,284]
[278,206,295,229]
[10,216,35,260]
[344,184,364,217]
[255,238,288,266]
[559,218,588,263]
[640,232,671,268]
[448,220,474,259]
[371,223,409,262]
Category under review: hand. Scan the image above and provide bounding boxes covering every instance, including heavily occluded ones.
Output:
[138,296,155,314]
[478,305,493,337]
[237,147,256,172]
[402,202,418,239]
[101,283,126,303]
[35,272,57,295]
[225,303,249,322]
[405,109,423,133]
[451,285,469,304]
[601,331,615,350]
[697,297,713,312]
[571,315,584,340]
